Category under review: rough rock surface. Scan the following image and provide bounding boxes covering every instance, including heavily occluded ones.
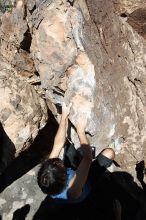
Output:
[113,0,146,14]
[86,0,146,176]
[0,58,47,151]
[28,0,146,177]
[0,0,146,218]
[0,165,45,220]
[0,0,48,166]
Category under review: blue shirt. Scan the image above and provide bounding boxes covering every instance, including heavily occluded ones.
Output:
[50,168,91,204]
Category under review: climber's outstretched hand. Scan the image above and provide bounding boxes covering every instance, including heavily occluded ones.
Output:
[62,102,72,119]
[75,113,88,133]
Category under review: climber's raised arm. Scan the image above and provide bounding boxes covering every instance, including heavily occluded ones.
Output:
[68,114,92,199]
[49,102,72,159]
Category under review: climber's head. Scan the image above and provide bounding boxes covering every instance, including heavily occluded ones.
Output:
[37,158,67,195]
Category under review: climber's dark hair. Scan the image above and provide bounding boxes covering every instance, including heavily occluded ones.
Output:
[37,158,67,195]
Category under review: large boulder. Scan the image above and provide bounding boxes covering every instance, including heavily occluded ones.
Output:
[0,0,145,177]
[29,0,146,177]
[0,0,146,218]
[0,57,48,160]
[86,0,146,177]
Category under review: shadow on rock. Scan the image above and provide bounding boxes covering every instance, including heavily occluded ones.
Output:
[111,171,146,220]
[136,160,146,194]
[12,204,30,220]
[0,112,58,193]
[0,122,16,175]
[33,169,146,220]
[33,195,109,220]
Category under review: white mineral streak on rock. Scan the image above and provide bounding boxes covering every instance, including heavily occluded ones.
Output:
[67,52,95,120]
[76,0,90,21]
[108,124,116,138]
[70,7,84,51]
[65,52,96,148]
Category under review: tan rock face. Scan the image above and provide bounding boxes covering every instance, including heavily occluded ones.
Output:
[86,0,146,175]
[0,0,146,181]
[30,0,96,147]
[0,58,48,156]
[0,0,96,156]
[0,0,48,164]
[1,0,146,218]
[31,3,78,88]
